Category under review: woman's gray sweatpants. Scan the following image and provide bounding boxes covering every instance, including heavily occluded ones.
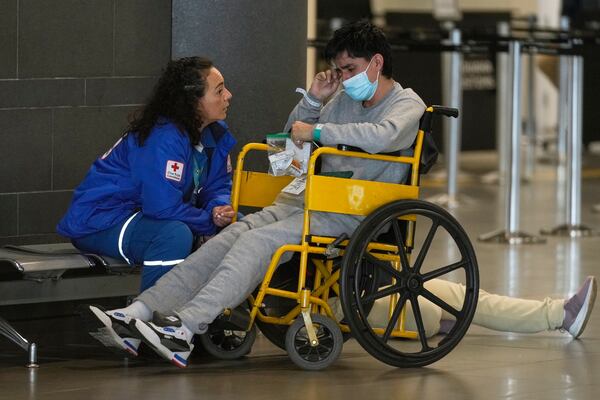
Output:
[136,203,359,333]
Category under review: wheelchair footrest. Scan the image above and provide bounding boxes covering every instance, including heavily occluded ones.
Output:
[210,305,250,331]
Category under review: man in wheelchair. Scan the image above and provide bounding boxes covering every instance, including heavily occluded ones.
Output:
[85,20,428,367]
[85,20,597,368]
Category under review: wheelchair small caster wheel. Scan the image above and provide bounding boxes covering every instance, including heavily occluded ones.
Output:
[199,324,257,360]
[285,314,343,370]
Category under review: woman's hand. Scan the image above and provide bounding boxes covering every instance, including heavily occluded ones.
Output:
[212,205,235,227]
[308,69,341,102]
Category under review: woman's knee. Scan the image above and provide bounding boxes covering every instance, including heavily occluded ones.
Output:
[157,221,194,256]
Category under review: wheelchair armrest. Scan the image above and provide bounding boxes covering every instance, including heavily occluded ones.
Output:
[337,144,402,157]
[307,146,418,177]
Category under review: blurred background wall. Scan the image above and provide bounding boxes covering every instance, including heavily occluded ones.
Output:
[0,0,171,245]
[0,0,307,245]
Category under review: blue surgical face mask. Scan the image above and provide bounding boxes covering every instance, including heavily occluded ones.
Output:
[342,58,380,101]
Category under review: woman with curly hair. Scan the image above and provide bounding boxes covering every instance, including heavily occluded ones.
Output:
[57,56,235,292]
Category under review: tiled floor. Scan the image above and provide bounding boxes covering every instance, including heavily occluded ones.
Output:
[1,152,599,400]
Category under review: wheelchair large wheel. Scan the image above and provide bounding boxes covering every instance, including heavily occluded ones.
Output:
[340,199,479,368]
[285,314,343,371]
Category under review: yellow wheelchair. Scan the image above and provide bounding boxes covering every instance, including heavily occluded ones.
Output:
[199,106,479,370]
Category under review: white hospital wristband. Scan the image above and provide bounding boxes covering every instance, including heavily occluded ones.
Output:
[295,88,322,108]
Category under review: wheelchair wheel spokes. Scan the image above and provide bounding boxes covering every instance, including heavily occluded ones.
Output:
[410,293,432,352]
[360,282,402,306]
[294,326,334,362]
[364,253,402,281]
[412,220,439,274]
[391,219,411,270]
[286,314,343,370]
[340,199,479,368]
[381,291,409,343]
[420,287,461,319]
[421,259,469,281]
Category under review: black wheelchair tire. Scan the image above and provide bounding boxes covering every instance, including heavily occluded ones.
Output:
[340,199,479,368]
[198,324,257,360]
[285,314,343,371]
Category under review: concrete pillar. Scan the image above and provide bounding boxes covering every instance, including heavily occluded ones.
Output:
[172,0,308,169]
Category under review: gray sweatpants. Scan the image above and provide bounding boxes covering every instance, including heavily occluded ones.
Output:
[136,203,359,333]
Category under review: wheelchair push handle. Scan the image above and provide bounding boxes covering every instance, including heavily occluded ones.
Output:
[419,106,459,132]
[429,105,459,118]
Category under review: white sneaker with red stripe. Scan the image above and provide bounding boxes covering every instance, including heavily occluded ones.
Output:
[84,305,141,356]
[131,312,194,368]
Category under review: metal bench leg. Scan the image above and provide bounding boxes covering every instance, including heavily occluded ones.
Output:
[0,315,39,368]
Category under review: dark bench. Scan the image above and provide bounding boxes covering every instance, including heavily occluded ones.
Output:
[0,244,139,367]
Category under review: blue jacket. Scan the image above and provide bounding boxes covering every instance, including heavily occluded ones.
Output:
[57,119,236,238]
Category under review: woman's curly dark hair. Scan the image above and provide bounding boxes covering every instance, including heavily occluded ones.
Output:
[126,56,213,146]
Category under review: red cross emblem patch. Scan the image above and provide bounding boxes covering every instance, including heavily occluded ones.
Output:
[165,160,184,182]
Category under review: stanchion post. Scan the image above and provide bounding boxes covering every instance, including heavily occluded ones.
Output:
[568,55,583,227]
[556,17,571,221]
[479,41,546,244]
[507,41,522,234]
[482,21,510,185]
[541,49,598,237]
[498,22,510,182]
[524,55,537,177]
[446,28,462,204]
[558,16,570,147]
[524,24,537,180]
[427,27,466,208]
[27,342,39,369]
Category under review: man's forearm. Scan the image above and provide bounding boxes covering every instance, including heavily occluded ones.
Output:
[284,97,322,132]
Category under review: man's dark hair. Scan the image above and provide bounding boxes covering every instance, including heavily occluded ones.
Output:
[324,20,393,78]
[126,56,213,146]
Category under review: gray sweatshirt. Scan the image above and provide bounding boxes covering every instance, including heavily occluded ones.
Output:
[278,81,426,207]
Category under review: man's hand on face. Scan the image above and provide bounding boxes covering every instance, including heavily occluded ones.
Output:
[291,121,314,148]
[212,205,235,227]
[308,69,341,102]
